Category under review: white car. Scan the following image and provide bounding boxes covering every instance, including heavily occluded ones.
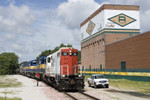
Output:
[87,74,109,88]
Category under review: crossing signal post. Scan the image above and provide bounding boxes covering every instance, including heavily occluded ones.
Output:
[36,73,40,86]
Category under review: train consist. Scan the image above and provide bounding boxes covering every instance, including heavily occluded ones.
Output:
[20,47,85,91]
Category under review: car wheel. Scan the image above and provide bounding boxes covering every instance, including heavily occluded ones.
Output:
[94,82,97,88]
[88,81,91,87]
[106,84,109,88]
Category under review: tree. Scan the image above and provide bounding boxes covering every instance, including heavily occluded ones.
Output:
[78,51,81,62]
[0,52,19,75]
[59,43,66,48]
[36,50,52,61]
[52,46,59,53]
[36,44,73,60]
[67,44,72,47]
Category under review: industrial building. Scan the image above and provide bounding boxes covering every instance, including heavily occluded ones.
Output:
[81,4,150,72]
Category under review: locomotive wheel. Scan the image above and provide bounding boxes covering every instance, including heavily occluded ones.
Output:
[58,87,63,92]
[56,84,63,92]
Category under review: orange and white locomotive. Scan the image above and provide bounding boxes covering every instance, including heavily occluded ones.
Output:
[44,47,84,91]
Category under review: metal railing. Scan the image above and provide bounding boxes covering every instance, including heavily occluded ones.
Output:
[74,65,85,76]
[60,65,69,76]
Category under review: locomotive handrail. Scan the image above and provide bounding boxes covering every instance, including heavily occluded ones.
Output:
[73,65,78,75]
[60,65,69,76]
[73,65,85,76]
[73,65,79,75]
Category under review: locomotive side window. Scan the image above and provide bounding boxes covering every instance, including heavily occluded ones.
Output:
[62,52,68,56]
[72,52,78,56]
[48,57,51,63]
[41,59,45,64]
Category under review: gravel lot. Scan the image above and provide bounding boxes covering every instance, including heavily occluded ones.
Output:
[0,75,150,100]
[84,82,150,100]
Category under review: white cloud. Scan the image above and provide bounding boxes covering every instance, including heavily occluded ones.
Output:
[56,0,100,29]
[0,3,35,36]
[0,0,101,62]
[0,3,36,62]
[31,0,101,51]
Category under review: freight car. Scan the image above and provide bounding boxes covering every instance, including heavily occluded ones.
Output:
[19,47,85,91]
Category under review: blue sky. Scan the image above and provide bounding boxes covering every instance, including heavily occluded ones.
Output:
[0,0,150,62]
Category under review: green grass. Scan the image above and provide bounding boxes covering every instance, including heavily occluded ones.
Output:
[109,79,150,94]
[0,76,22,100]
[0,97,21,100]
[0,75,22,88]
[85,75,91,82]
[85,75,150,94]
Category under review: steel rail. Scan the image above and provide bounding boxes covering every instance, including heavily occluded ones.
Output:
[64,91,100,100]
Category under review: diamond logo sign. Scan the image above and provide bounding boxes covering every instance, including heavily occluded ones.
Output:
[86,21,95,35]
[108,13,136,27]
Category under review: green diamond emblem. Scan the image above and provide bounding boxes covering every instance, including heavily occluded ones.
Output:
[108,13,136,27]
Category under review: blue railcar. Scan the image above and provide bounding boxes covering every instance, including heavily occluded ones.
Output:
[20,61,29,75]
[24,62,30,76]
[29,60,37,78]
[36,56,47,79]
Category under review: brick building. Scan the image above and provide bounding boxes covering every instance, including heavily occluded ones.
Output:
[105,31,150,72]
[80,4,150,72]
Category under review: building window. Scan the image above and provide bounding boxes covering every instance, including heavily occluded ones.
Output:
[89,65,91,71]
[100,64,102,71]
[121,61,126,72]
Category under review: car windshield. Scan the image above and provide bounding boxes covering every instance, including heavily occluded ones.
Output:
[95,75,105,79]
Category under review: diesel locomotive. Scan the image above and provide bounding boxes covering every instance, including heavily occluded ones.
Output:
[20,47,85,91]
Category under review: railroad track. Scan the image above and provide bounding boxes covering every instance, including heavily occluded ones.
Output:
[64,91,100,100]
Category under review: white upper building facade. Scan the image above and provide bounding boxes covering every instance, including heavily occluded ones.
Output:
[81,4,140,41]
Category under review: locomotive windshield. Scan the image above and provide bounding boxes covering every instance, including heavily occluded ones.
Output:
[62,52,68,56]
[72,52,78,56]
[31,61,36,65]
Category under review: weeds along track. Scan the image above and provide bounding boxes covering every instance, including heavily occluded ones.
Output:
[64,91,100,100]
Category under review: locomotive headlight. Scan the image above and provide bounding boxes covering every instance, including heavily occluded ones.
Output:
[69,52,72,56]
[62,75,65,77]
[78,75,81,77]
[69,50,72,56]
[69,50,72,53]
